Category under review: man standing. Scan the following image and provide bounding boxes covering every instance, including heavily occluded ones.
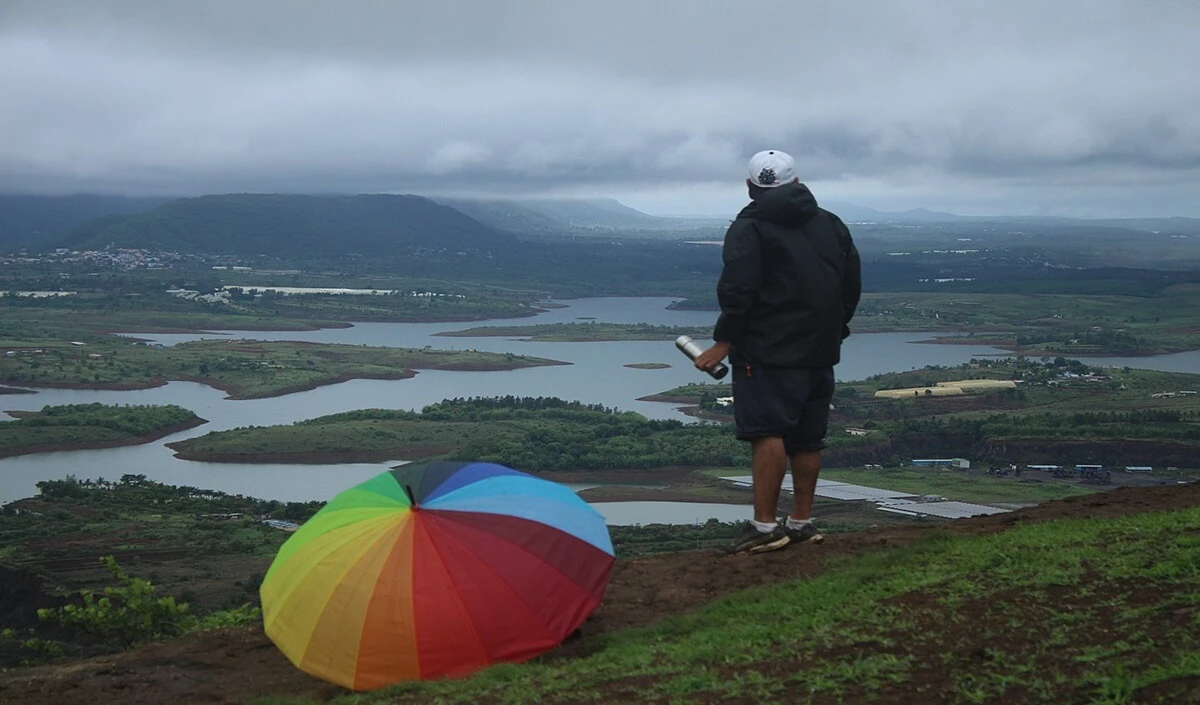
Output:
[694,150,861,555]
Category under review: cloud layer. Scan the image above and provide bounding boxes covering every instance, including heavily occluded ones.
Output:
[2,0,1198,216]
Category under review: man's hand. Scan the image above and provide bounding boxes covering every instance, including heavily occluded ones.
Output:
[694,341,731,373]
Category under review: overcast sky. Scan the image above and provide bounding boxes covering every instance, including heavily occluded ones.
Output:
[2,0,1198,217]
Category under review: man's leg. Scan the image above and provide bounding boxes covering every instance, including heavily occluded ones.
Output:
[781,366,834,545]
[783,448,824,544]
[751,436,788,523]
[724,434,790,554]
[788,449,821,521]
[726,365,790,554]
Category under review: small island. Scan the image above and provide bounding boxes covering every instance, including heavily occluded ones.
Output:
[0,339,568,400]
[165,397,746,468]
[0,403,206,458]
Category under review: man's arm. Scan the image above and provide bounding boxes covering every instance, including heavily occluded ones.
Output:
[712,218,762,345]
[833,215,862,338]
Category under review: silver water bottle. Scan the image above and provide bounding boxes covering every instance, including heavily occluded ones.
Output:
[675,336,729,380]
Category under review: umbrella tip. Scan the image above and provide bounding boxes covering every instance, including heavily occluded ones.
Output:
[404,484,417,508]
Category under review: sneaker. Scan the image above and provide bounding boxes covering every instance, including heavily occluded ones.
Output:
[783,521,825,545]
[726,522,790,555]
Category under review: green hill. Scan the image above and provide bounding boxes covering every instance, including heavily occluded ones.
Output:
[0,194,168,248]
[44,194,515,255]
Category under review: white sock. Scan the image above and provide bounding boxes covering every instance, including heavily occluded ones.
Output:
[751,519,777,533]
[786,517,812,530]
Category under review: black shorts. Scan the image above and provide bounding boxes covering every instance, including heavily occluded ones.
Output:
[731,364,835,454]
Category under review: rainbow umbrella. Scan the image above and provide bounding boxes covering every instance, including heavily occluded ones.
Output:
[260,461,614,690]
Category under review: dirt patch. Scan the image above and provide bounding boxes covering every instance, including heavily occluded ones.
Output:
[1,483,1197,705]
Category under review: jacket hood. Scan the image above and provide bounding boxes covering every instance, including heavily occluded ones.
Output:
[739,182,820,226]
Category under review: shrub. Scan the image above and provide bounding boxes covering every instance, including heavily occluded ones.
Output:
[37,556,193,647]
[36,556,264,651]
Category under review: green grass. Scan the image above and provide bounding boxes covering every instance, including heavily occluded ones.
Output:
[266,507,1200,704]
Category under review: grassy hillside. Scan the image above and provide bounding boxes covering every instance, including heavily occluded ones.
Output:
[2,481,1198,703]
[318,506,1200,705]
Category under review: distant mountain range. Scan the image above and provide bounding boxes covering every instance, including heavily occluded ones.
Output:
[1,192,1196,256]
[824,201,1200,233]
[824,202,967,223]
[39,194,516,255]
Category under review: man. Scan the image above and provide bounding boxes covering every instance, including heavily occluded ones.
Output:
[694,149,861,555]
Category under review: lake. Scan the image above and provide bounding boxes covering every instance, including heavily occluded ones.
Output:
[1,296,1194,515]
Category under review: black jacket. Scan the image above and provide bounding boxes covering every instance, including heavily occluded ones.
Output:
[712,182,861,367]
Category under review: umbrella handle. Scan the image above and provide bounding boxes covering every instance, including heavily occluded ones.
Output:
[404,484,417,508]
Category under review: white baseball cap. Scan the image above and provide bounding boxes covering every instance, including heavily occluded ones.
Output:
[747,150,796,188]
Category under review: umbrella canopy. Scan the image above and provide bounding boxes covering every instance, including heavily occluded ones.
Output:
[260,461,614,690]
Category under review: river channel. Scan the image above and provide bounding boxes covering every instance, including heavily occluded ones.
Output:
[2,297,1197,521]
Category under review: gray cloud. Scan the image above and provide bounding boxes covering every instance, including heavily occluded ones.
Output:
[1,0,1198,216]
